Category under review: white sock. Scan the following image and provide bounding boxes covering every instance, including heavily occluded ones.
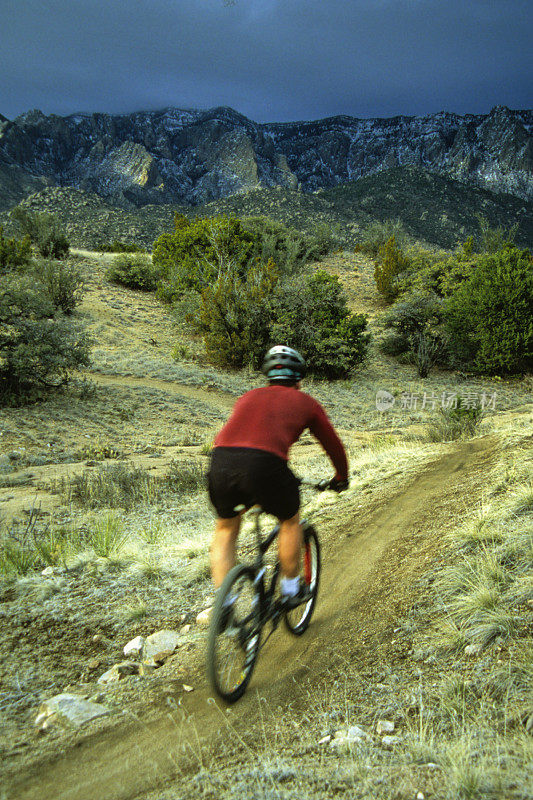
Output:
[281,576,300,597]
[223,593,237,608]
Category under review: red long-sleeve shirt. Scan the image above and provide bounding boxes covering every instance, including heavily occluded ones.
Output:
[214,385,348,480]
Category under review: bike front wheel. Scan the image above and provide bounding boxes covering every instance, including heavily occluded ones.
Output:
[284,525,321,636]
[207,564,262,703]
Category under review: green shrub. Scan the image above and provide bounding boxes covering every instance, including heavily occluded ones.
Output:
[444,246,533,374]
[374,236,411,302]
[0,276,90,400]
[271,271,370,379]
[11,208,69,258]
[32,259,85,314]
[242,217,335,274]
[380,293,447,376]
[199,258,277,369]
[100,240,145,253]
[106,253,160,291]
[0,227,32,272]
[357,219,408,256]
[153,215,255,301]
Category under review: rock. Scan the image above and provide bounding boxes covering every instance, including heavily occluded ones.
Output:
[182,684,194,693]
[41,566,54,577]
[87,658,102,671]
[416,793,425,800]
[196,608,212,627]
[152,649,175,665]
[139,663,156,677]
[347,725,369,741]
[97,661,139,684]
[318,735,332,745]
[143,630,182,660]
[180,624,191,634]
[123,635,144,658]
[35,694,109,729]
[381,735,401,748]
[376,719,395,735]
[464,643,483,656]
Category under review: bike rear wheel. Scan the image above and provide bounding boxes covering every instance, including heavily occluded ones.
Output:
[284,525,321,636]
[207,564,262,703]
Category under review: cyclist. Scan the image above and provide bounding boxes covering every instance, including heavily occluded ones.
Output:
[208,345,349,608]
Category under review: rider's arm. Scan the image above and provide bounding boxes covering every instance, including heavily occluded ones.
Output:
[307,401,349,481]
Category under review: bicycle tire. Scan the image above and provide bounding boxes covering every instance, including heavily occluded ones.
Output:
[284,525,321,636]
[206,564,262,703]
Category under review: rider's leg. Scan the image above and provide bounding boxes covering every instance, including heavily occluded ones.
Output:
[278,512,302,579]
[210,514,242,588]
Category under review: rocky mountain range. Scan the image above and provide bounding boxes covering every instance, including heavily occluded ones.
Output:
[0,105,532,211]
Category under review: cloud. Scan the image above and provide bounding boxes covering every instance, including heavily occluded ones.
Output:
[0,0,531,121]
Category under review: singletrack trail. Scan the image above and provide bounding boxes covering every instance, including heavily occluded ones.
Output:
[8,436,497,800]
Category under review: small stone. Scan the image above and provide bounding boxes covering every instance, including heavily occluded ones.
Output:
[381,735,401,748]
[152,649,174,665]
[196,608,212,627]
[180,624,191,634]
[41,566,54,577]
[425,763,439,769]
[318,735,332,745]
[35,694,109,728]
[347,725,369,741]
[92,634,105,643]
[376,719,395,735]
[416,793,425,800]
[97,661,139,684]
[143,630,182,660]
[123,635,144,658]
[87,658,101,671]
[182,684,194,693]
[139,663,156,677]
[464,643,483,656]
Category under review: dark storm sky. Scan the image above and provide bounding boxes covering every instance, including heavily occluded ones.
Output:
[1,0,531,123]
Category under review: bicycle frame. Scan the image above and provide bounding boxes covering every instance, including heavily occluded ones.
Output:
[247,507,312,633]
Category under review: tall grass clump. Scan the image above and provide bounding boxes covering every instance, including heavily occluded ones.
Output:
[427,400,483,442]
[59,459,205,510]
[88,513,128,558]
[436,455,532,651]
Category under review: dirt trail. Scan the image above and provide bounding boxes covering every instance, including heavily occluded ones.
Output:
[87,371,236,411]
[7,436,497,800]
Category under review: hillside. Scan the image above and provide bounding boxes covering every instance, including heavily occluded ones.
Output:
[1,249,532,800]
[0,105,532,212]
[2,166,532,250]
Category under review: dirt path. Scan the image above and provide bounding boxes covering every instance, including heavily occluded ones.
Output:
[6,436,497,800]
[87,371,236,411]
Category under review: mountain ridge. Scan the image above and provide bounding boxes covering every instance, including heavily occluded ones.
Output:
[0,104,532,211]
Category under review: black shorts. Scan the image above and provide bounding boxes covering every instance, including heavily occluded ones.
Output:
[208,447,300,521]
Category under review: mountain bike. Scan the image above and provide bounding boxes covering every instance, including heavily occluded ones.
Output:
[206,481,324,703]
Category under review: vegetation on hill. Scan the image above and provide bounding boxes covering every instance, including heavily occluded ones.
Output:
[0,232,89,402]
[152,214,369,377]
[1,167,531,253]
[372,217,532,377]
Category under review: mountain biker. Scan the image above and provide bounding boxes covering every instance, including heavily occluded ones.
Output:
[208,345,349,608]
